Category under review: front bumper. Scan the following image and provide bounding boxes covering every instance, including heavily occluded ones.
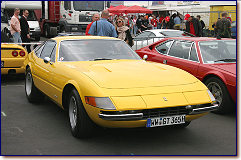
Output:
[98,103,219,121]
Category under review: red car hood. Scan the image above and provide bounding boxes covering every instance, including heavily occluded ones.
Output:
[210,63,236,75]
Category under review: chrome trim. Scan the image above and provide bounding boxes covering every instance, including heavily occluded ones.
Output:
[189,104,219,115]
[155,40,174,55]
[98,113,143,121]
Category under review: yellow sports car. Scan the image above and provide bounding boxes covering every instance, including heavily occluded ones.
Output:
[1,44,28,74]
[24,36,218,138]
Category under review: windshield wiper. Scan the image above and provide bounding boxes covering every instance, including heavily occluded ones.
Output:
[92,58,114,61]
[214,59,236,62]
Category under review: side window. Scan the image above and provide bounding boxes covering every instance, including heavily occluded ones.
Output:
[155,40,173,55]
[168,41,192,59]
[50,45,56,62]
[64,1,71,10]
[35,43,45,57]
[189,44,199,62]
[40,41,56,59]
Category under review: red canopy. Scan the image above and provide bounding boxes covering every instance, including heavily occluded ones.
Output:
[107,5,128,13]
[119,5,152,14]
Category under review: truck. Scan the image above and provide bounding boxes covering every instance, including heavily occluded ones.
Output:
[38,1,110,37]
[1,1,42,41]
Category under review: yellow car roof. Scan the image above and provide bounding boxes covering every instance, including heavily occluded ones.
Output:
[52,36,120,41]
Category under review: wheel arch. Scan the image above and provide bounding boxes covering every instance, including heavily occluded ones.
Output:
[62,80,83,111]
[202,72,227,85]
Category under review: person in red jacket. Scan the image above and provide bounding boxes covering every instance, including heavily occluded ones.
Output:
[85,13,100,36]
[151,15,158,29]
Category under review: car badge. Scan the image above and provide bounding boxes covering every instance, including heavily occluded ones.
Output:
[163,97,168,101]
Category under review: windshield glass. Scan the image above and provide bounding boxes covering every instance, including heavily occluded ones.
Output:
[58,40,141,62]
[199,40,236,63]
[160,31,194,37]
[73,1,104,11]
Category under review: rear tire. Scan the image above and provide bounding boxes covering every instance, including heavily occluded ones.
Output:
[205,77,233,114]
[25,68,44,103]
[68,89,97,138]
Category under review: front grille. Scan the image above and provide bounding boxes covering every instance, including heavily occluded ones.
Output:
[142,106,188,119]
[79,15,92,22]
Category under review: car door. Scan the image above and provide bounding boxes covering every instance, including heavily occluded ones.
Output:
[163,40,200,76]
[31,40,57,97]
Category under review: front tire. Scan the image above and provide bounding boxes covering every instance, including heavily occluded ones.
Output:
[68,89,97,138]
[205,77,233,114]
[25,68,44,103]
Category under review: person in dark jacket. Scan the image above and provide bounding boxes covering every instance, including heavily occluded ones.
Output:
[184,14,202,37]
[115,17,133,47]
[215,12,231,38]
[20,9,31,53]
[197,15,205,36]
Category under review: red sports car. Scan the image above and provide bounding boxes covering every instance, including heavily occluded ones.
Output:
[136,37,236,114]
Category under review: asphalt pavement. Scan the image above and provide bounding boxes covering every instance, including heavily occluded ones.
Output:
[1,75,237,156]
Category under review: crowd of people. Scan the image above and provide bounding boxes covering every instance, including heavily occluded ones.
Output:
[86,10,232,41]
[7,8,232,51]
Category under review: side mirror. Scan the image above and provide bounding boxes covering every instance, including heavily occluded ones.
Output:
[44,57,52,64]
[161,48,166,52]
[143,55,148,61]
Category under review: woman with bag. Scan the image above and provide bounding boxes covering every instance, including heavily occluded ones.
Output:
[115,17,134,47]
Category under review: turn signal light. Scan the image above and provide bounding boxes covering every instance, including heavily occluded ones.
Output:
[19,50,25,57]
[85,96,96,107]
[12,51,18,57]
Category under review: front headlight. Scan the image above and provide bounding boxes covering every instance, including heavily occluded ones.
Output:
[207,90,216,102]
[85,97,116,110]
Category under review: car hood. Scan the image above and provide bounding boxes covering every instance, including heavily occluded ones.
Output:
[64,60,198,89]
[209,63,236,75]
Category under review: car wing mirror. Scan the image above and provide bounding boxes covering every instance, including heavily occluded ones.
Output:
[143,55,148,61]
[161,49,166,52]
[44,57,52,65]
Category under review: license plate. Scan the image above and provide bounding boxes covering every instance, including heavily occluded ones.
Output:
[146,115,186,127]
[29,32,32,35]
[1,61,4,67]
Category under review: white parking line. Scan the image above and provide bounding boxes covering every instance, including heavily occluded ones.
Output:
[1,112,7,117]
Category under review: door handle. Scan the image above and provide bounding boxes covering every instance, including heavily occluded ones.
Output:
[163,60,167,64]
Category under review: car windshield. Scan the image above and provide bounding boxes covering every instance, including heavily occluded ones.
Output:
[199,40,236,63]
[160,31,194,37]
[58,39,141,61]
[73,1,104,11]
